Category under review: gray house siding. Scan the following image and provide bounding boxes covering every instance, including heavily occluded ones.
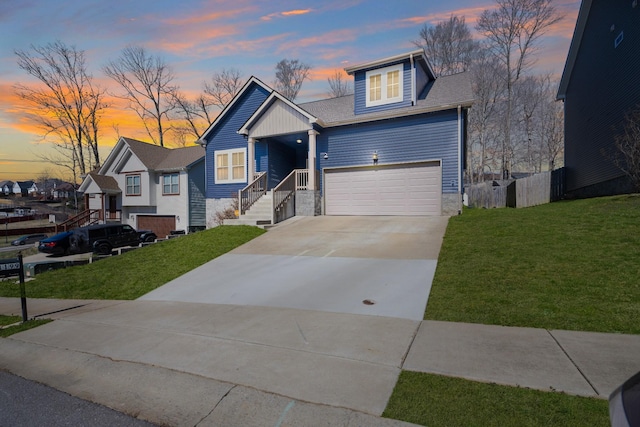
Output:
[563,0,640,194]
[318,109,461,194]
[353,61,414,115]
[205,84,270,199]
[188,160,206,229]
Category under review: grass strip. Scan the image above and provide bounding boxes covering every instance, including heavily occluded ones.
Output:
[0,225,265,300]
[426,194,640,334]
[383,371,609,427]
[0,315,51,337]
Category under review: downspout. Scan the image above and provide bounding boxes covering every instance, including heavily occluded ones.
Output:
[410,53,416,105]
[457,105,462,195]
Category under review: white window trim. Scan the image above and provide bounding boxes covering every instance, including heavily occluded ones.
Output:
[214,148,247,184]
[365,64,404,108]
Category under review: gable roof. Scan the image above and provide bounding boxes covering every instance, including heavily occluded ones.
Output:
[299,72,473,127]
[557,0,593,100]
[155,146,205,171]
[198,76,272,143]
[100,137,204,174]
[344,49,436,80]
[15,180,34,190]
[122,137,173,170]
[81,172,120,193]
[238,90,323,136]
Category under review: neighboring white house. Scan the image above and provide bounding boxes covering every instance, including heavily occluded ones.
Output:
[78,137,206,238]
[12,181,37,197]
[0,180,13,196]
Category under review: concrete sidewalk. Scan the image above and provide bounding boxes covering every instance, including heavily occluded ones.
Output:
[1,298,640,426]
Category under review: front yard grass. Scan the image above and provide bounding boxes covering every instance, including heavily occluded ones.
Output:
[0,315,51,337]
[0,225,265,300]
[426,194,640,334]
[384,371,609,427]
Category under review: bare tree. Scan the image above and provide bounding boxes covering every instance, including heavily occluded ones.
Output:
[172,68,244,142]
[539,82,564,171]
[610,107,640,191]
[468,48,506,182]
[14,41,107,178]
[274,59,311,101]
[104,46,178,147]
[204,67,244,110]
[327,69,353,98]
[414,15,478,76]
[172,92,210,142]
[476,0,562,178]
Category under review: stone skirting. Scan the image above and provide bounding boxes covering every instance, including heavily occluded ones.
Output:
[442,193,462,216]
[295,190,321,216]
[206,198,234,228]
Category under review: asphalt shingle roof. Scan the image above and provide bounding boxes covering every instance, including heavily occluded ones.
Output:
[87,173,119,192]
[121,138,204,171]
[299,72,474,126]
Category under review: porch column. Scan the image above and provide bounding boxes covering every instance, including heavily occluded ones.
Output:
[248,137,256,181]
[308,130,318,190]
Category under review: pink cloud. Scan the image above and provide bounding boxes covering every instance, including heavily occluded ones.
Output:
[261,9,313,21]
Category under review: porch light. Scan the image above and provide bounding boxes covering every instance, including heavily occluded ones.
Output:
[296,139,302,144]
[372,151,378,164]
[322,152,328,160]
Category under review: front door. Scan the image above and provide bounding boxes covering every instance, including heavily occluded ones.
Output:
[109,196,117,220]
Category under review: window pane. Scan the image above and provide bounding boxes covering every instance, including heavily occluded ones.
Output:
[387,70,399,98]
[232,165,244,179]
[232,151,244,166]
[217,154,228,167]
[217,168,228,181]
[370,74,381,101]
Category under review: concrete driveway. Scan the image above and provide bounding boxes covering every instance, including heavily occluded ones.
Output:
[140,215,448,320]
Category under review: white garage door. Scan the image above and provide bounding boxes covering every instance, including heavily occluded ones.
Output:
[324,161,441,216]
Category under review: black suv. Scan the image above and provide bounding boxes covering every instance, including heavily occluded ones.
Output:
[70,224,140,255]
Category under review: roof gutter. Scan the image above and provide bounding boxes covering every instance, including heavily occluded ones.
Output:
[321,100,474,128]
[410,53,416,106]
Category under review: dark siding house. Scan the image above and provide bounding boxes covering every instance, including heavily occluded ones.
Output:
[557,0,640,197]
[199,50,474,226]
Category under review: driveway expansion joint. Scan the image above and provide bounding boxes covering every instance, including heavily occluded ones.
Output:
[546,329,600,396]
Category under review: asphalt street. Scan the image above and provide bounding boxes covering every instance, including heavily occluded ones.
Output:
[0,370,155,427]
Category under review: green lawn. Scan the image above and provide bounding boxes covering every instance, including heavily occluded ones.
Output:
[0,315,51,337]
[425,194,640,334]
[0,225,265,300]
[384,372,609,427]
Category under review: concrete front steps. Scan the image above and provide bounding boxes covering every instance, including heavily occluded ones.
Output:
[224,193,273,228]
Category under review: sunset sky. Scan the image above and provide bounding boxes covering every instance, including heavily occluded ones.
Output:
[0,0,580,182]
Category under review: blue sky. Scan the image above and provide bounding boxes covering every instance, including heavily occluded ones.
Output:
[0,0,580,181]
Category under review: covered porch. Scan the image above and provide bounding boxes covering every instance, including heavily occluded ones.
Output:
[237,92,323,224]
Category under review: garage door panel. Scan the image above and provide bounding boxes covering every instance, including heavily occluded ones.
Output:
[137,215,176,239]
[325,162,441,216]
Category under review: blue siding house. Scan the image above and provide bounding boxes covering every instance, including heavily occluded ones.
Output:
[198,50,473,226]
[557,0,640,197]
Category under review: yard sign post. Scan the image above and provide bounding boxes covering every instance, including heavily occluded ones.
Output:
[18,253,27,322]
[0,253,27,322]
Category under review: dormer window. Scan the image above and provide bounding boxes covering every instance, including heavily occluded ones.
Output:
[365,64,403,107]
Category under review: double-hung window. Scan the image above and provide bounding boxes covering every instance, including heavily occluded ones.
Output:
[215,148,246,184]
[162,173,179,195]
[125,174,141,196]
[365,64,404,107]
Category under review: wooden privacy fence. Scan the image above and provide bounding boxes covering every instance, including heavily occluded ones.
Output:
[466,168,565,209]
